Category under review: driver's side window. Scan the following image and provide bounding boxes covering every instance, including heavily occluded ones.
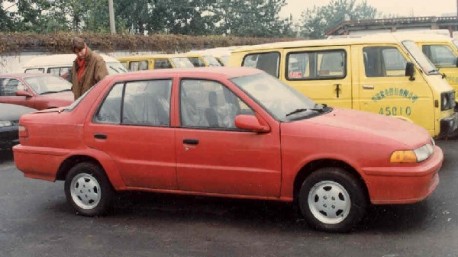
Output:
[0,78,22,96]
[180,79,253,129]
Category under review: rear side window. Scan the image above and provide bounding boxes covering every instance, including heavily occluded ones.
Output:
[242,52,280,77]
[94,80,172,127]
[364,47,407,77]
[286,50,346,80]
[24,68,45,73]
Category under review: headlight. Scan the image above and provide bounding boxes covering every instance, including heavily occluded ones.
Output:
[0,121,13,127]
[390,141,435,163]
[441,91,455,110]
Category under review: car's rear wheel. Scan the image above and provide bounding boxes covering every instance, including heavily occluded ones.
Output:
[64,162,113,216]
[298,167,367,233]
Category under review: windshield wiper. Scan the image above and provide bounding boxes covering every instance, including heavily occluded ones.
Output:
[286,108,309,117]
[286,104,328,117]
[40,91,58,95]
[58,89,72,92]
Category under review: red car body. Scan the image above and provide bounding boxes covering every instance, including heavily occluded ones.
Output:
[0,73,73,110]
[13,67,442,232]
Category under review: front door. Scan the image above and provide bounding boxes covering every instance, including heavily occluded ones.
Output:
[354,44,434,133]
[176,78,282,197]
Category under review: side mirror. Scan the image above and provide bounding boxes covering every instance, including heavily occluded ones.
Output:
[15,90,33,97]
[235,114,270,133]
[405,62,415,81]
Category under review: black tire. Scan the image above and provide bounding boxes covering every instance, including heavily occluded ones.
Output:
[298,167,367,233]
[64,162,114,216]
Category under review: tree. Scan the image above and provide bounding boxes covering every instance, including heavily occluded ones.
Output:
[300,0,377,39]
[213,0,293,37]
[0,0,15,31]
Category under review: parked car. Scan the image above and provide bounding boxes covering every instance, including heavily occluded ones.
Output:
[23,54,127,81]
[13,67,442,232]
[0,73,73,110]
[0,103,36,150]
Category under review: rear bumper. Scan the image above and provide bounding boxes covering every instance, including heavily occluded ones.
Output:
[362,146,443,205]
[13,144,69,181]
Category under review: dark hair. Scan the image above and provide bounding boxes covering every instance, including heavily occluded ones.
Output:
[72,37,86,53]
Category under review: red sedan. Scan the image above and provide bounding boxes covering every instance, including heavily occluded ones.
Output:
[13,67,442,232]
[0,73,73,110]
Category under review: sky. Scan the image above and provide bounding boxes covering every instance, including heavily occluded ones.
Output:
[280,0,457,20]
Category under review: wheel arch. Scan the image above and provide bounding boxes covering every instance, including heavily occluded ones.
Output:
[292,159,369,203]
[55,152,125,190]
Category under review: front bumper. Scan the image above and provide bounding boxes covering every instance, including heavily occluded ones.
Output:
[438,112,458,139]
[362,146,443,205]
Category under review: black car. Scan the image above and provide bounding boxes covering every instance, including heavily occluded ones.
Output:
[0,103,36,150]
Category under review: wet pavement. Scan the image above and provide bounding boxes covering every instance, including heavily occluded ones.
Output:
[0,140,457,257]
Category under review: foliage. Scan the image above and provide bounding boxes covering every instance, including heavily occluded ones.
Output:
[0,32,297,55]
[300,0,377,39]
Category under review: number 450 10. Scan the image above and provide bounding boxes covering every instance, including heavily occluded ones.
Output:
[379,106,412,116]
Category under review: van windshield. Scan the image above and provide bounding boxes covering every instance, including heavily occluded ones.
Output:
[232,72,330,121]
[402,40,440,75]
[107,62,128,74]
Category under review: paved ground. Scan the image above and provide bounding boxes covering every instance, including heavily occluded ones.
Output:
[0,140,457,257]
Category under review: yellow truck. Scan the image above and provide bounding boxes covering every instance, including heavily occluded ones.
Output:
[229,37,458,138]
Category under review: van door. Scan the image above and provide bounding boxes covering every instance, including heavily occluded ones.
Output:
[353,44,434,132]
[283,46,352,108]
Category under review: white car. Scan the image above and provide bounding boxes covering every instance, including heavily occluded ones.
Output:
[22,54,128,81]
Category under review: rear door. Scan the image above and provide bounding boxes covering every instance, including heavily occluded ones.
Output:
[85,79,177,190]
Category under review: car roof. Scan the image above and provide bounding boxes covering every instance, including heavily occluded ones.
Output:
[231,36,401,53]
[23,53,120,69]
[117,54,188,61]
[0,73,63,79]
[109,67,262,82]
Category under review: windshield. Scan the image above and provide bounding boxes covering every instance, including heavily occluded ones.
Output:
[203,55,222,67]
[24,75,72,94]
[231,73,328,121]
[402,40,440,75]
[171,57,195,68]
[107,62,128,74]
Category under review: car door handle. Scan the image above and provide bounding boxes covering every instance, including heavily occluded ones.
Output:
[183,139,199,145]
[94,133,107,140]
[362,84,374,90]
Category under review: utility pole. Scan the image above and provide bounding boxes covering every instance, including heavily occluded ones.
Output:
[108,0,116,34]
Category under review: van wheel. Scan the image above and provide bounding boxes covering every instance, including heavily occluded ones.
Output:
[298,167,367,233]
[64,162,114,216]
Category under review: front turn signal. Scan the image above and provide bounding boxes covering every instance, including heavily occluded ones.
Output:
[390,150,417,163]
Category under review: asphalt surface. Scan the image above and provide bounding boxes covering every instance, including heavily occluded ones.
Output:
[0,140,457,257]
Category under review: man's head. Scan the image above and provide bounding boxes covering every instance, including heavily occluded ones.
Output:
[72,37,87,60]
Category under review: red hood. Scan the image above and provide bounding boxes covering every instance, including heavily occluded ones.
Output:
[283,108,431,148]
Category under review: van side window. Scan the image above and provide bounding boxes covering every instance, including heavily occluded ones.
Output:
[24,68,45,74]
[242,52,280,77]
[129,61,148,71]
[363,47,407,77]
[286,50,345,80]
[422,45,457,67]
[154,59,172,69]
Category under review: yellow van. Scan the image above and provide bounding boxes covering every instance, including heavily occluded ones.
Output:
[229,37,458,138]
[184,52,222,67]
[117,54,194,71]
[395,34,458,108]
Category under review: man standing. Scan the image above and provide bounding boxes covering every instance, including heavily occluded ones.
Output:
[71,37,109,100]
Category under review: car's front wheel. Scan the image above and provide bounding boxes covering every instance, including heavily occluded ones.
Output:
[64,162,114,216]
[298,167,367,233]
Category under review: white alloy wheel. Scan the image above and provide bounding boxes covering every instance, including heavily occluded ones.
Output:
[307,180,351,225]
[70,173,102,210]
